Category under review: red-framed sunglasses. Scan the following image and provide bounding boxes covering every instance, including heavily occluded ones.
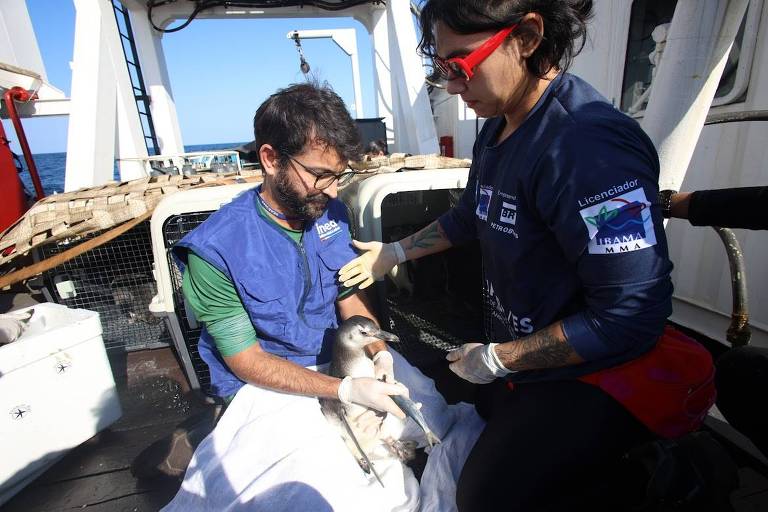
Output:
[434,25,518,81]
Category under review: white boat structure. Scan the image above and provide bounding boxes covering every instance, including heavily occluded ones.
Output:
[3,0,765,347]
[0,0,767,509]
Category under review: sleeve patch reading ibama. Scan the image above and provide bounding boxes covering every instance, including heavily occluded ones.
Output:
[579,187,657,254]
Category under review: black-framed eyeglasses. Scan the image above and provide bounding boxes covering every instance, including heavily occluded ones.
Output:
[288,156,357,190]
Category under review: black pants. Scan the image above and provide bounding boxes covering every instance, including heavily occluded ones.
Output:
[454,378,653,512]
[716,346,768,457]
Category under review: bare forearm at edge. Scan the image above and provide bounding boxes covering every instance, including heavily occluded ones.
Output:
[225,344,340,399]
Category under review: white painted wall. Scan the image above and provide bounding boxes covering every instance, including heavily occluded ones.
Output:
[569,0,633,104]
[666,8,768,348]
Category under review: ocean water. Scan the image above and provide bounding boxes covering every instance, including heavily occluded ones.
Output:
[17,142,246,196]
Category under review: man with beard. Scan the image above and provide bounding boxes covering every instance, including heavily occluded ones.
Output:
[164,83,454,510]
[175,83,408,413]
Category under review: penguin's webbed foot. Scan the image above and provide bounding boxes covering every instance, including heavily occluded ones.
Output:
[384,438,417,462]
[357,457,372,473]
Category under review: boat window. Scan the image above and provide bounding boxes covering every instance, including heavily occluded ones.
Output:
[620,0,761,115]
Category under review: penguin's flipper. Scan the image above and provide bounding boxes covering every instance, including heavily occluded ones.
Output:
[340,413,385,488]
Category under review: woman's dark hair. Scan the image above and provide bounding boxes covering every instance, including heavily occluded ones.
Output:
[418,0,593,78]
[253,82,362,167]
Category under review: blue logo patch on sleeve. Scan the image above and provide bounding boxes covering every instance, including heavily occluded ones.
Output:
[579,187,656,254]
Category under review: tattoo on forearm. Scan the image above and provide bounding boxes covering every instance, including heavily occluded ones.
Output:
[495,324,581,371]
[408,222,444,250]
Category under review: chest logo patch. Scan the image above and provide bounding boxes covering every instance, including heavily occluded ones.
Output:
[316,220,342,241]
[476,186,493,221]
[579,187,656,254]
[499,201,517,225]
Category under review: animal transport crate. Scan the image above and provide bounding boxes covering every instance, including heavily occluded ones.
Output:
[150,184,258,394]
[39,220,172,353]
[339,168,486,367]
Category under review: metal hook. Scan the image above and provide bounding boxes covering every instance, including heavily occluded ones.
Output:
[291,31,311,75]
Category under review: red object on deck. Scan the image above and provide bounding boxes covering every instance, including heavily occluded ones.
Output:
[439,135,454,158]
[3,87,44,201]
[578,326,716,438]
[0,117,28,233]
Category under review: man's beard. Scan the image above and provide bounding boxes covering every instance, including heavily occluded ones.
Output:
[273,167,329,221]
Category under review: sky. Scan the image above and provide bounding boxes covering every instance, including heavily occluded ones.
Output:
[3,0,385,154]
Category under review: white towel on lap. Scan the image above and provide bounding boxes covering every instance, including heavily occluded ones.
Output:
[162,349,484,512]
[419,401,485,512]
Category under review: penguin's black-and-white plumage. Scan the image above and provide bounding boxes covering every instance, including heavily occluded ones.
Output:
[320,316,416,483]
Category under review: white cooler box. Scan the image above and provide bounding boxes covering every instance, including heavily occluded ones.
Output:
[0,303,122,505]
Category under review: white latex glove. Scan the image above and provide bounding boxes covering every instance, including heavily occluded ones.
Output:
[338,240,405,289]
[0,310,31,345]
[338,376,408,419]
[0,317,25,345]
[446,343,512,384]
[372,350,395,383]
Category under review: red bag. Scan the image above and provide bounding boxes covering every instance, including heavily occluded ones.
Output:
[578,326,716,438]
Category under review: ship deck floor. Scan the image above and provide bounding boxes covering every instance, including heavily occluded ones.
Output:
[2,291,768,511]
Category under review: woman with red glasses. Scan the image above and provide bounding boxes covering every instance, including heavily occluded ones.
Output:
[340,0,715,510]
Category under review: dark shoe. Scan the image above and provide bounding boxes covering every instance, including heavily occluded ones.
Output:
[131,405,223,480]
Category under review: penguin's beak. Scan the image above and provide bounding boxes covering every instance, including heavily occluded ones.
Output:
[370,328,400,343]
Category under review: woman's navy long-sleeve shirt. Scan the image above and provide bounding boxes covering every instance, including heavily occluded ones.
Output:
[439,73,674,381]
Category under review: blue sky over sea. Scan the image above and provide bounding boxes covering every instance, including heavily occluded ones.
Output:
[2,1,382,154]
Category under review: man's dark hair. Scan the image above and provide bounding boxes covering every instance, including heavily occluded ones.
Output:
[365,139,388,156]
[253,82,362,167]
[418,0,593,78]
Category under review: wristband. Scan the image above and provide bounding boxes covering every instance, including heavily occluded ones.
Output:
[482,343,513,377]
[658,189,676,219]
[392,241,407,264]
[337,375,353,404]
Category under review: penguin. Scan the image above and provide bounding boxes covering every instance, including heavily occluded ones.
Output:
[320,315,417,485]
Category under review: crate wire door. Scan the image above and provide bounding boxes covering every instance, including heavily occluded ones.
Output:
[377,190,485,366]
[161,212,214,394]
[40,221,172,353]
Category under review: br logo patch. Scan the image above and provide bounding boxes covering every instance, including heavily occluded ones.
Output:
[499,201,517,225]
[579,187,656,254]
